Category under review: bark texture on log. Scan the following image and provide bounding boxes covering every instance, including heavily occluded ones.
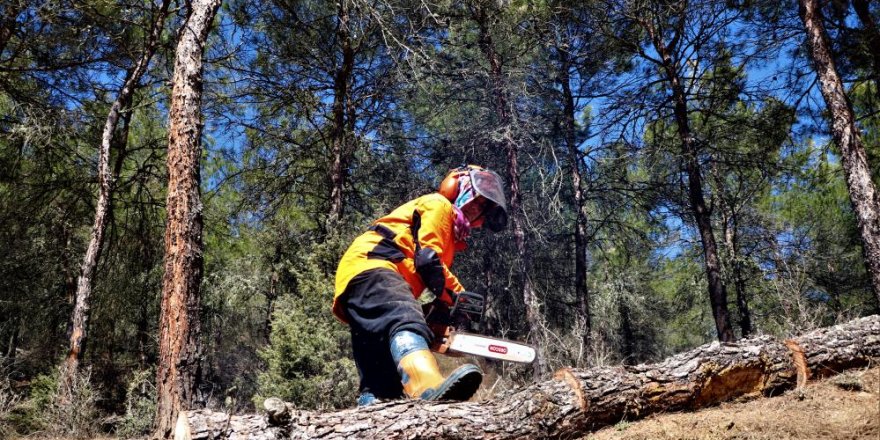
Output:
[176,315,879,440]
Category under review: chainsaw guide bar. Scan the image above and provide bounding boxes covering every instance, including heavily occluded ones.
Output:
[433,328,536,364]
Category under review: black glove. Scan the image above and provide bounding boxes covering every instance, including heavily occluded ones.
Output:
[450,291,485,330]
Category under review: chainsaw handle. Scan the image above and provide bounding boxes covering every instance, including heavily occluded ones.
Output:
[451,291,484,330]
[427,323,457,355]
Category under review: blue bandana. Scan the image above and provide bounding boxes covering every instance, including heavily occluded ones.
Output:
[454,175,476,210]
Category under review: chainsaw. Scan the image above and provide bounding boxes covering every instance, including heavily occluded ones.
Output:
[424,291,536,364]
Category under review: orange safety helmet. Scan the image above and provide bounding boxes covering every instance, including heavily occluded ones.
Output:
[438,165,508,232]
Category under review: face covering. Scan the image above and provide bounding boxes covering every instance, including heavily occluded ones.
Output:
[454,174,476,209]
[452,204,471,243]
[452,174,477,243]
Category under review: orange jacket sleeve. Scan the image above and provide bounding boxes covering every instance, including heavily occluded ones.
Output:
[414,196,465,304]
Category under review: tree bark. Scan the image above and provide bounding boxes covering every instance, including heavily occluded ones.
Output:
[155,0,221,438]
[175,314,880,440]
[473,2,545,378]
[801,0,880,307]
[326,0,355,228]
[62,0,171,384]
[645,15,735,342]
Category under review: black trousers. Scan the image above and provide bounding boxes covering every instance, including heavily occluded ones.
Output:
[342,268,433,399]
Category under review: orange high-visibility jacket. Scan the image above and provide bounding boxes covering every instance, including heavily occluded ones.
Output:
[333,193,465,322]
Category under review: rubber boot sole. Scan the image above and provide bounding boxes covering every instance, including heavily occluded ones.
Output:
[421,364,483,401]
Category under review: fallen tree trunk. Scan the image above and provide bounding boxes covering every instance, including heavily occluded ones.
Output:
[175,315,880,440]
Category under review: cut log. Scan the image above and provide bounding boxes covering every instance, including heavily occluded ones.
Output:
[175,315,880,440]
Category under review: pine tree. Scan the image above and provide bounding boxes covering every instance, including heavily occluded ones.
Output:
[155,0,222,437]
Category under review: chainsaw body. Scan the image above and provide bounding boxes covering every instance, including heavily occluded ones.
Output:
[424,291,536,364]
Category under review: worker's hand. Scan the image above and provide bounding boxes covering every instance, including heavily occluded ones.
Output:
[422,297,451,325]
[450,291,484,330]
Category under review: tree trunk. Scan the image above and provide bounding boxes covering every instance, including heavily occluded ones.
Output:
[558,42,592,344]
[710,163,752,338]
[138,300,150,370]
[155,0,221,438]
[473,2,545,379]
[264,245,282,344]
[647,17,735,342]
[853,0,880,103]
[326,0,355,229]
[480,238,498,335]
[724,215,752,338]
[62,0,171,385]
[801,0,880,306]
[175,315,880,440]
[617,294,634,364]
[5,315,19,361]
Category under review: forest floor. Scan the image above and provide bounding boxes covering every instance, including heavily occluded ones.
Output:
[587,366,880,440]
[8,364,877,439]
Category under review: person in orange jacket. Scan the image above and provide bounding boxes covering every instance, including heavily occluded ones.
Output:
[333,165,508,406]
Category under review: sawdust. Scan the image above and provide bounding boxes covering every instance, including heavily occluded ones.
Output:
[587,366,880,440]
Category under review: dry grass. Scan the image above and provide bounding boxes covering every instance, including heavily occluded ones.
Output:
[20,436,118,440]
[588,366,880,440]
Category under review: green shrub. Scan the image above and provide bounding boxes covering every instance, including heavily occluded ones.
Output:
[3,367,100,439]
[0,372,22,438]
[255,252,358,410]
[45,367,100,439]
[2,370,58,435]
[116,369,156,439]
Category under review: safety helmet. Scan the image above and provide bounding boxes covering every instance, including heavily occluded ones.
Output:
[439,165,508,232]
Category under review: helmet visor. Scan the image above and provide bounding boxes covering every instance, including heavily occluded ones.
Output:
[469,169,507,211]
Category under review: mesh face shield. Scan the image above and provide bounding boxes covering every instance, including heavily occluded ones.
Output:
[469,169,508,232]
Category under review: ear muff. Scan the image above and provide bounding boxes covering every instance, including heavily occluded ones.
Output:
[439,172,461,202]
